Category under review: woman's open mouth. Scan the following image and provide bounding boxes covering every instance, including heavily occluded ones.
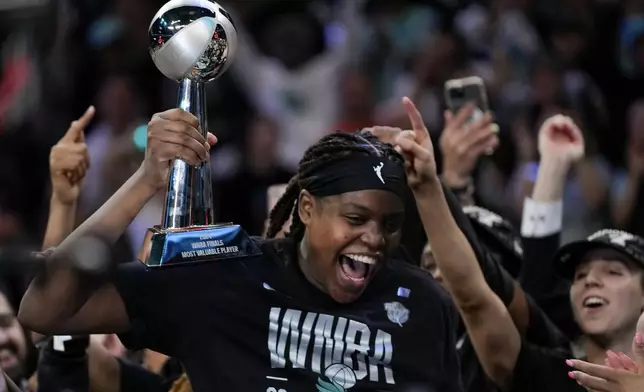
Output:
[338,254,378,284]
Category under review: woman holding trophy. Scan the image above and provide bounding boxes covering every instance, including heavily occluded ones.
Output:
[16,1,486,390]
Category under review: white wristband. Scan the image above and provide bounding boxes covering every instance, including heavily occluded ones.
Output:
[520,198,563,238]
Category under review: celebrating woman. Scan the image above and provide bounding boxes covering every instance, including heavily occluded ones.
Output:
[19,98,474,391]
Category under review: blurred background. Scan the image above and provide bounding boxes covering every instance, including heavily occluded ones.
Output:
[1,0,643,261]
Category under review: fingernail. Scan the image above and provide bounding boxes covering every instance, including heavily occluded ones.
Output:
[205,142,210,152]
[490,123,500,133]
[568,371,575,379]
[636,333,643,347]
[566,360,573,367]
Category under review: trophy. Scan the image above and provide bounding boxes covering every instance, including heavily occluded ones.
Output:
[140,0,260,267]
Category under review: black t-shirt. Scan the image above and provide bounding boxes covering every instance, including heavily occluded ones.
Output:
[509,342,584,392]
[118,358,170,392]
[457,291,570,392]
[114,237,463,392]
[36,335,90,392]
[519,233,579,341]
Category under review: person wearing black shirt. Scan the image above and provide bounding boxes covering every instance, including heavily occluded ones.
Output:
[35,333,173,392]
[19,98,472,391]
[421,205,568,392]
[438,226,644,392]
[504,229,644,392]
[434,115,644,392]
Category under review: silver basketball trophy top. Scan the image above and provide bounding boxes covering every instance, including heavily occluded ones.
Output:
[149,0,237,83]
[140,1,257,267]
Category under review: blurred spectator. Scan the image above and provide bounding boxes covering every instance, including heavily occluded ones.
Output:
[359,0,444,101]
[0,280,29,389]
[81,73,147,214]
[233,0,361,170]
[611,99,644,236]
[489,0,542,110]
[212,116,293,235]
[333,67,375,132]
[376,31,470,133]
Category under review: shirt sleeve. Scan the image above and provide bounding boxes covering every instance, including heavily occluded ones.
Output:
[509,342,580,392]
[112,261,191,357]
[519,198,579,340]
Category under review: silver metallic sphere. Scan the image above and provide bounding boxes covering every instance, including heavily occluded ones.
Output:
[148,0,237,83]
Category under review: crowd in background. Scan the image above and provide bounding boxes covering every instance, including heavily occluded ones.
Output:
[1,0,643,251]
[1,0,644,390]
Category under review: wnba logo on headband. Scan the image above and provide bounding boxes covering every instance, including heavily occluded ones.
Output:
[301,156,408,200]
[374,162,385,184]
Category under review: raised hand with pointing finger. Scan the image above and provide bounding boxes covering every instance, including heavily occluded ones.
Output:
[49,106,94,205]
[390,97,439,193]
[368,97,444,194]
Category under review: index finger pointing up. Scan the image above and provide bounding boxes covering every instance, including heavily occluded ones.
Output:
[63,106,95,142]
[402,97,428,142]
[77,105,96,129]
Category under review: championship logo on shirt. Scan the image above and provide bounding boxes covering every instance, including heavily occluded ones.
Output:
[316,364,357,392]
[267,308,396,388]
[384,301,409,327]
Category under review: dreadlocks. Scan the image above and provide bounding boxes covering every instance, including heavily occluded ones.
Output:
[265,130,404,240]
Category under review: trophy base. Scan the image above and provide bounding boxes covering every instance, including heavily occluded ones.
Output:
[138,223,261,267]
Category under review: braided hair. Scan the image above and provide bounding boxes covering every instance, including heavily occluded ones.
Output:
[266,130,404,241]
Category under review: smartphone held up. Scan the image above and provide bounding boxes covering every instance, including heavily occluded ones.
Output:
[444,76,498,155]
[444,76,489,125]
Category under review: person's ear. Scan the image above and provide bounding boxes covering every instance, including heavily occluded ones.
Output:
[298,190,316,226]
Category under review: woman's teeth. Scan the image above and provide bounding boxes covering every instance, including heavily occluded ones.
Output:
[344,254,377,265]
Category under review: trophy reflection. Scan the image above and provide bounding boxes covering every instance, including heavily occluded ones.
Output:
[140,0,258,267]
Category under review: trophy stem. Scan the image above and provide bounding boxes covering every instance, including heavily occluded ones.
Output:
[161,79,215,229]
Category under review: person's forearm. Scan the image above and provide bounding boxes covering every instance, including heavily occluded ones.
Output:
[60,167,157,249]
[612,173,641,228]
[35,197,79,342]
[416,182,498,310]
[532,156,569,202]
[521,156,567,239]
[20,168,157,330]
[42,197,77,250]
[415,182,521,386]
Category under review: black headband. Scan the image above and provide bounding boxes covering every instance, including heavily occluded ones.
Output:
[300,155,408,201]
